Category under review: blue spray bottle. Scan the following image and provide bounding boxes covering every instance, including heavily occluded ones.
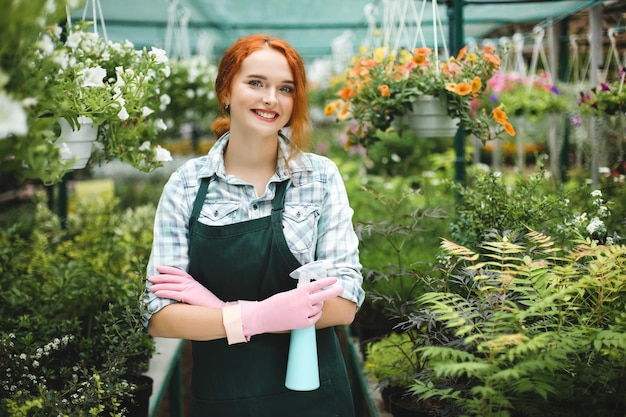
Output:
[285,260,332,391]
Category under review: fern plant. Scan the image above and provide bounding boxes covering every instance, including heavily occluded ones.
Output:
[408,230,626,417]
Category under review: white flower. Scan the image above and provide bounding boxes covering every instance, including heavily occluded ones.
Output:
[52,50,70,69]
[154,118,167,131]
[37,35,55,55]
[78,66,107,88]
[185,89,195,99]
[0,94,28,139]
[139,141,151,151]
[590,189,602,198]
[65,32,83,49]
[154,145,173,162]
[141,106,155,117]
[159,94,171,111]
[586,217,605,235]
[21,97,38,107]
[150,47,168,65]
[116,97,129,121]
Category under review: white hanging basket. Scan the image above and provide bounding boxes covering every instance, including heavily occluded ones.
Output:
[400,95,459,138]
[56,116,98,169]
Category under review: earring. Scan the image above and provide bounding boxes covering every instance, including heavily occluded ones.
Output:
[224,102,230,110]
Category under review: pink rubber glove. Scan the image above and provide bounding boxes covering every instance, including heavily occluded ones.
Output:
[239,277,343,338]
[148,266,227,308]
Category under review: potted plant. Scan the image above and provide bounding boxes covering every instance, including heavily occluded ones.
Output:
[324,44,516,148]
[34,22,173,171]
[0,13,173,185]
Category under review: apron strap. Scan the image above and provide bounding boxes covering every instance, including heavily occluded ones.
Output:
[189,177,211,231]
[271,180,290,225]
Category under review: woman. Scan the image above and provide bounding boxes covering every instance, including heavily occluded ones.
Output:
[143,34,364,417]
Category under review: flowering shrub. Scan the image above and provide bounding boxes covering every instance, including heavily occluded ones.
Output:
[324,45,516,148]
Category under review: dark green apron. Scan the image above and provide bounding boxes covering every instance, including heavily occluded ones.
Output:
[187,178,355,417]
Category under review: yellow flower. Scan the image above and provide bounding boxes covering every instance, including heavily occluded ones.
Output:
[373,47,386,64]
[445,82,457,92]
[336,101,352,121]
[471,76,482,95]
[323,100,339,116]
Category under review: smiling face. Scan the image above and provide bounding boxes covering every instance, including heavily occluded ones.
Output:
[225,47,295,140]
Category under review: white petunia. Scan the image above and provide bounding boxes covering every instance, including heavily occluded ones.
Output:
[139,141,151,151]
[78,66,107,88]
[0,94,28,139]
[154,145,173,162]
[65,32,83,49]
[149,47,169,64]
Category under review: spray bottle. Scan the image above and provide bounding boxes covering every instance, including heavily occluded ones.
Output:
[285,260,332,391]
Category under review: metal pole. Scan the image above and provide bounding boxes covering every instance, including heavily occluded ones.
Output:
[448,0,466,185]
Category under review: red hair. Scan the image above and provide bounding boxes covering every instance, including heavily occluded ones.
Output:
[211,34,311,155]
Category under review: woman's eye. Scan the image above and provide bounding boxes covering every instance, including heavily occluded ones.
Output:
[280,86,294,94]
[249,80,262,87]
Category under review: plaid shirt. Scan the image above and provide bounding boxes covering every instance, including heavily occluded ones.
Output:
[143,133,364,323]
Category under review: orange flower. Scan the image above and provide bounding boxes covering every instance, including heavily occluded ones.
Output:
[412,54,428,66]
[492,107,508,124]
[456,45,468,61]
[413,47,431,57]
[378,84,391,97]
[339,86,355,100]
[454,82,472,96]
[503,121,516,136]
[483,53,501,69]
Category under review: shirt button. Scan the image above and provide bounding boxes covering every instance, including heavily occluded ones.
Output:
[252,204,258,210]
[213,210,219,217]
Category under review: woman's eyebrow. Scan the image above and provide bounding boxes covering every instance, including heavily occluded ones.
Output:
[246,74,295,85]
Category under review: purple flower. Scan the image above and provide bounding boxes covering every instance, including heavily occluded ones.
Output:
[600,83,611,92]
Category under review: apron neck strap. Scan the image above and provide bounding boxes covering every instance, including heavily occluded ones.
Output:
[190,177,211,227]
[271,180,290,222]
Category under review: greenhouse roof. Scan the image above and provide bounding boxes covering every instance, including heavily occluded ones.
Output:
[72,0,611,63]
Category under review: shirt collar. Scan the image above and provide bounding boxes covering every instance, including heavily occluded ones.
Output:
[196,131,313,185]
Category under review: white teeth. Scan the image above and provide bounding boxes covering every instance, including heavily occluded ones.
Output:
[256,110,276,119]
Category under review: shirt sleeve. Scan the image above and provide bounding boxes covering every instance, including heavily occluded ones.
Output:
[141,168,196,326]
[315,159,365,308]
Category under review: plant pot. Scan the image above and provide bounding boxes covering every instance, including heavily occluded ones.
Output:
[389,391,436,417]
[56,116,98,169]
[121,374,153,417]
[399,95,459,138]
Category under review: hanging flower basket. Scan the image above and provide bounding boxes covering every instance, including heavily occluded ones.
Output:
[55,116,99,169]
[401,95,459,138]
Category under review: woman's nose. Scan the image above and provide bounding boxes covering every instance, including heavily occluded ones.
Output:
[263,88,277,105]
